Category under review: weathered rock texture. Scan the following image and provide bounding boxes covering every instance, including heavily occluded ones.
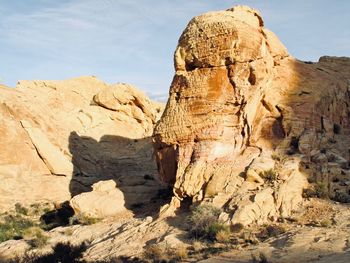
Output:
[153,6,350,224]
[70,180,126,218]
[0,77,164,212]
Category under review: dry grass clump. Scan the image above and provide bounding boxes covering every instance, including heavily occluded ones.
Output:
[143,243,188,262]
[69,213,100,226]
[297,200,334,226]
[215,229,231,243]
[320,218,332,227]
[171,244,188,260]
[191,240,202,252]
[23,226,49,248]
[143,244,164,262]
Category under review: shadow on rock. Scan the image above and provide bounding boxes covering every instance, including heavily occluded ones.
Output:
[67,131,171,217]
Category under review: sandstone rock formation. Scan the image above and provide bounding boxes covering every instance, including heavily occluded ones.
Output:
[153,6,350,224]
[70,180,126,218]
[0,77,164,212]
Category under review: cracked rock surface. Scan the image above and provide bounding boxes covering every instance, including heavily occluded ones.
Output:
[153,6,350,224]
[0,76,165,211]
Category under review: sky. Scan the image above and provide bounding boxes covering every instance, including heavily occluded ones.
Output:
[0,0,349,100]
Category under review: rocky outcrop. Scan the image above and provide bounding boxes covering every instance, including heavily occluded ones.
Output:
[70,180,126,218]
[153,6,350,224]
[0,77,165,212]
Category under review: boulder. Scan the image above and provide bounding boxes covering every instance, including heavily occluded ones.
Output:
[70,180,126,218]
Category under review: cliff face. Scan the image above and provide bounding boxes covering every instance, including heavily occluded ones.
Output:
[0,77,164,211]
[153,6,350,224]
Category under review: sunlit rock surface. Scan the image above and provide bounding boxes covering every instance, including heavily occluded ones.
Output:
[153,6,350,224]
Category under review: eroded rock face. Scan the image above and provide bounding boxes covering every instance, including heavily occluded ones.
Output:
[0,77,165,212]
[153,6,350,224]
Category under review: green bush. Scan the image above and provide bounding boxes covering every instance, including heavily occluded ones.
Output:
[206,222,230,241]
[187,204,230,241]
[0,214,35,242]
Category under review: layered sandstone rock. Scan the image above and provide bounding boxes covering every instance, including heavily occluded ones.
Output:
[70,180,126,218]
[0,77,164,212]
[153,6,350,224]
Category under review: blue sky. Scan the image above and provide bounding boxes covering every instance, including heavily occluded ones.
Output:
[0,0,349,99]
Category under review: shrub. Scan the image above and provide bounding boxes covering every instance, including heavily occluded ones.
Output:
[206,222,230,241]
[259,169,277,182]
[142,244,164,262]
[69,213,99,226]
[191,240,202,252]
[172,244,188,260]
[15,203,28,215]
[187,204,223,240]
[303,187,316,198]
[23,227,49,248]
[303,182,328,199]
[29,203,52,216]
[320,219,332,227]
[0,214,35,242]
[215,229,231,243]
[143,243,189,262]
[314,182,328,198]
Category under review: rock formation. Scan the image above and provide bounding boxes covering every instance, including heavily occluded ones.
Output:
[153,6,350,224]
[70,180,126,218]
[0,77,165,212]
